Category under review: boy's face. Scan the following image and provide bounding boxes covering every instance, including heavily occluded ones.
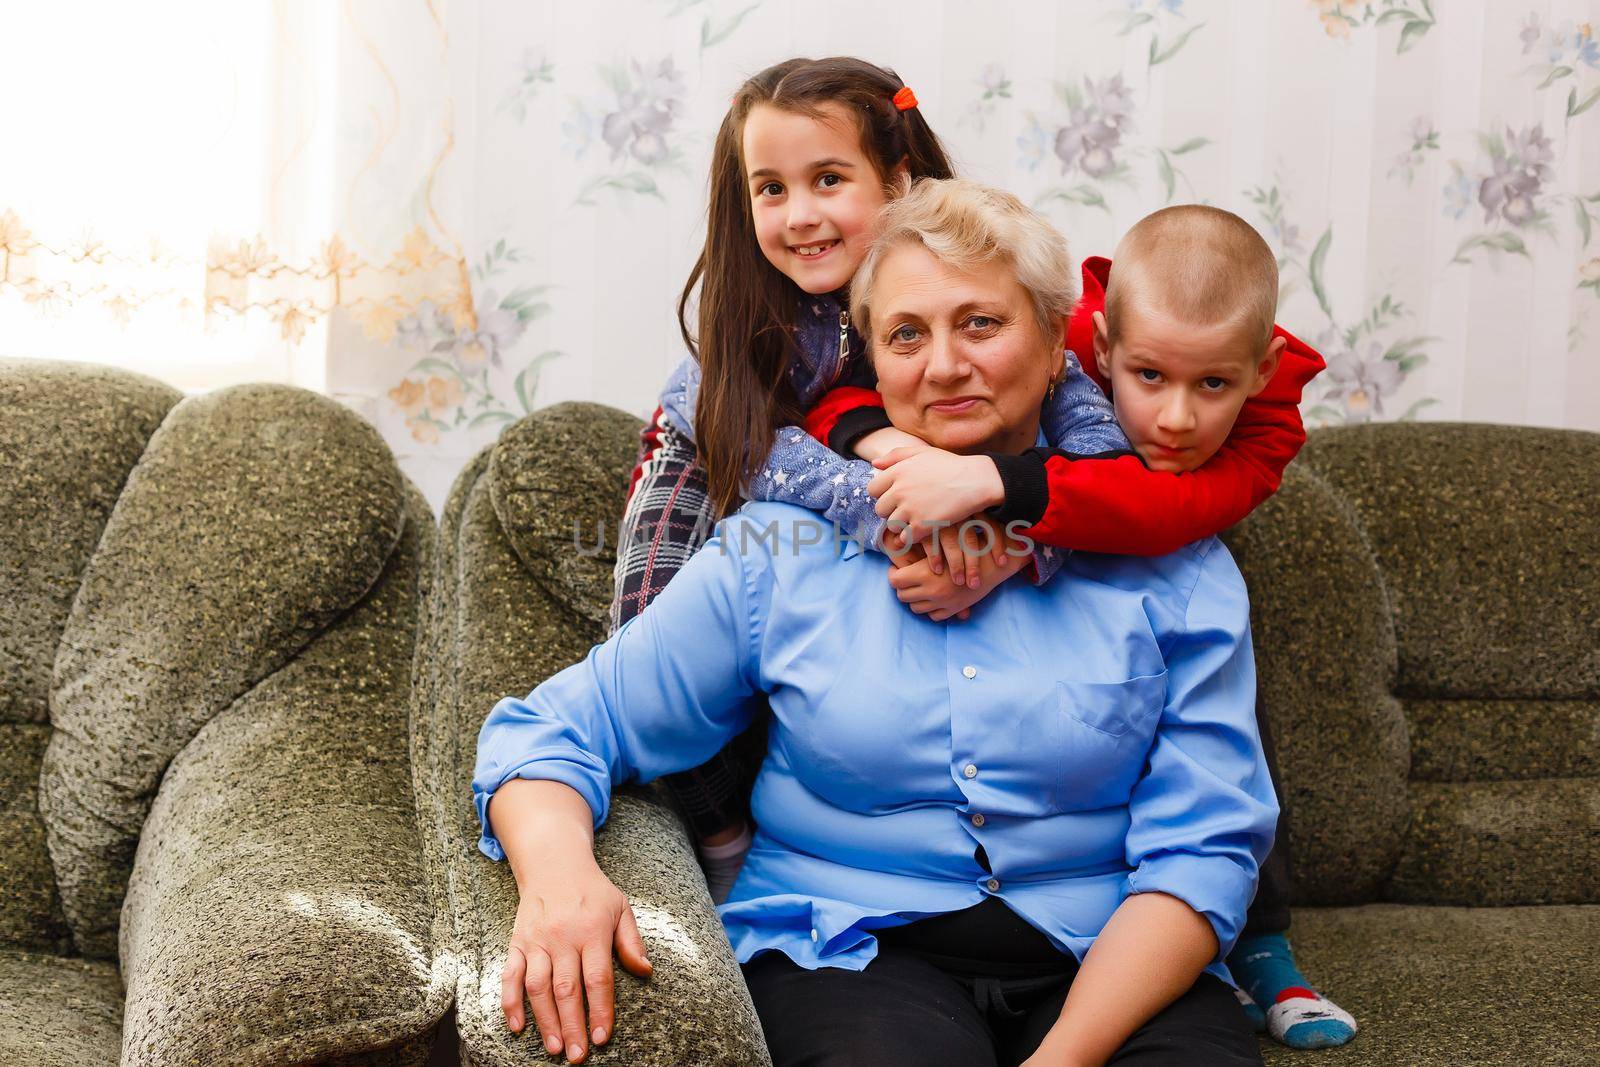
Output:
[1093,305,1284,473]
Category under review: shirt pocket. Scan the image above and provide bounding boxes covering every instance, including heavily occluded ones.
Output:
[1057,671,1168,738]
[1053,671,1169,812]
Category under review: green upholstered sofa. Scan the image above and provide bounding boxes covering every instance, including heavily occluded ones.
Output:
[420,403,770,1066]
[436,407,1596,1066]
[0,360,453,1065]
[1223,423,1597,1066]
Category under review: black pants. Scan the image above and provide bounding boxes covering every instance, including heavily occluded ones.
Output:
[742,898,1262,1067]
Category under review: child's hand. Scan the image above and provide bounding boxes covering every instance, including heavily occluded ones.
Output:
[881,525,926,569]
[925,516,1022,589]
[868,447,1005,546]
[886,526,1031,621]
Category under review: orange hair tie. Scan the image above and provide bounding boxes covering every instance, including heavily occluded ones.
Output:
[892,86,917,111]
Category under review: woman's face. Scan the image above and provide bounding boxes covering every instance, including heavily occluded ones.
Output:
[869,242,1062,455]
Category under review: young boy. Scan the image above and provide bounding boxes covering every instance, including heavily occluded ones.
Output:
[805,204,1358,1050]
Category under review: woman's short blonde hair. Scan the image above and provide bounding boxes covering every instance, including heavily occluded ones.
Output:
[849,177,1079,352]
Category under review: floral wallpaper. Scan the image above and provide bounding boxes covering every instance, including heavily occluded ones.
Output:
[2,0,1597,510]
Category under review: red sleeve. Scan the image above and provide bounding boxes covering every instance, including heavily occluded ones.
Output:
[625,405,668,503]
[803,386,886,448]
[993,256,1327,555]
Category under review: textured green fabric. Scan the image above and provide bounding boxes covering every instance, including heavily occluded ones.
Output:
[118,488,451,1067]
[422,408,771,1067]
[321,1035,439,1066]
[39,383,407,960]
[1259,904,1598,1066]
[1249,424,1599,910]
[0,724,73,955]
[0,949,123,1066]
[1221,464,1410,905]
[0,358,177,961]
[488,401,641,628]
[1297,424,1600,701]
[0,358,180,726]
[1387,778,1598,905]
[1404,698,1598,782]
[2,360,447,1064]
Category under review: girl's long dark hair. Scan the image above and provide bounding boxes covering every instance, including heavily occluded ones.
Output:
[679,56,955,518]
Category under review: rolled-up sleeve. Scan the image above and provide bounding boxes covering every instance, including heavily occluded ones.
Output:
[1123,541,1279,964]
[472,516,769,860]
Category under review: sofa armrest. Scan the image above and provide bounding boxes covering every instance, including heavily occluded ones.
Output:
[118,506,452,1067]
[453,786,771,1067]
[428,443,770,1067]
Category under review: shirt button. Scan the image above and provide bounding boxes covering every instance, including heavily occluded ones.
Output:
[962,665,977,679]
[971,813,986,828]
[986,878,1001,893]
[810,928,819,942]
[963,763,978,779]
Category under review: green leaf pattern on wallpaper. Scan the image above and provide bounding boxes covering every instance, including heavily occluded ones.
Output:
[1249,184,1437,426]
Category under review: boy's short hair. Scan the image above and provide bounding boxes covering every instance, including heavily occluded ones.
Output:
[1104,205,1278,353]
[851,177,1080,347]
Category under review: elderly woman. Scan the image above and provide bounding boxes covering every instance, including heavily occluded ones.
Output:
[474,179,1276,1067]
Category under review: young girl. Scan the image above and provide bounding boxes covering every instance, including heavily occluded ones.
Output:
[610,56,1348,1051]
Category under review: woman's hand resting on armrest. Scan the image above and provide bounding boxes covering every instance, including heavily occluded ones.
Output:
[489,778,654,1064]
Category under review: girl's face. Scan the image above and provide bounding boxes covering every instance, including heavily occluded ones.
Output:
[742,102,896,295]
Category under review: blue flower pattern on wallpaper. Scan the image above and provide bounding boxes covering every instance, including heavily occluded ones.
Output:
[498,50,555,122]
[1390,117,1440,186]
[376,1,1597,451]
[1520,12,1600,118]
[959,63,1013,135]
[1019,73,1211,212]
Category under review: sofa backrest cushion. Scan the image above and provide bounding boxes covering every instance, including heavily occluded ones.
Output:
[488,402,644,631]
[1298,423,1600,701]
[0,360,180,955]
[1294,423,1599,906]
[1223,463,1410,905]
[37,383,406,959]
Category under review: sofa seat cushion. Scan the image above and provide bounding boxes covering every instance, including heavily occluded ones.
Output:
[0,949,124,1066]
[1260,903,1597,1065]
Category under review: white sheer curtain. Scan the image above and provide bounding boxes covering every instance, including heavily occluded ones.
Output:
[4,0,1598,510]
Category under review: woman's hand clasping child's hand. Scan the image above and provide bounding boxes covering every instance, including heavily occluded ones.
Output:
[884,518,1032,622]
[868,446,1006,548]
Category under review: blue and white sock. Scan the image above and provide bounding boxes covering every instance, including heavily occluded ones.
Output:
[1228,932,1357,1049]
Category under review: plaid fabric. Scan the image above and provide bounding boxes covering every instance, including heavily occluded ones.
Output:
[609,415,767,840]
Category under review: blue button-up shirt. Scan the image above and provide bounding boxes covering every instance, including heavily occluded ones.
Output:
[474,503,1277,985]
